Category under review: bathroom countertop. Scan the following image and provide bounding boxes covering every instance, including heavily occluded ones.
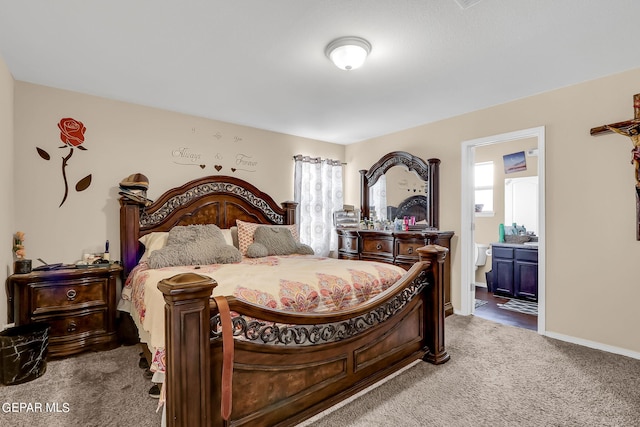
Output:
[491,242,538,249]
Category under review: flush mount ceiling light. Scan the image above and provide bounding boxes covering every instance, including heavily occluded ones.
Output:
[325,36,372,71]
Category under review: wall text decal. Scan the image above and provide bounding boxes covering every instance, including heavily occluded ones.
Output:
[234,153,258,172]
[172,147,202,165]
[182,125,254,172]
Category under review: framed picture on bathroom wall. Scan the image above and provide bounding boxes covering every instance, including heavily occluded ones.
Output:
[503,151,527,174]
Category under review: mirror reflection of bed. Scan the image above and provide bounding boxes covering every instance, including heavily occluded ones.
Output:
[386,195,430,225]
[368,162,429,222]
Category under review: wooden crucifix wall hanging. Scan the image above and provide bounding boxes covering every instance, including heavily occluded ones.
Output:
[590,93,640,240]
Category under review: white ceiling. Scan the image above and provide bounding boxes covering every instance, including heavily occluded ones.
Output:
[1,1,639,144]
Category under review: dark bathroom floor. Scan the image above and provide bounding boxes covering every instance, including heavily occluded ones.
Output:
[474,286,537,331]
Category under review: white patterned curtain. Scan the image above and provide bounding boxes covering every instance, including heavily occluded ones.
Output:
[294,155,344,257]
[369,175,387,221]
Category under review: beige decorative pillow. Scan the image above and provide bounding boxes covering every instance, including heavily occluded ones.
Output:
[236,220,299,255]
[139,232,169,262]
[220,229,234,247]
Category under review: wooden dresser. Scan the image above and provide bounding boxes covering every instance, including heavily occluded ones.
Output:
[337,229,454,315]
[6,264,121,358]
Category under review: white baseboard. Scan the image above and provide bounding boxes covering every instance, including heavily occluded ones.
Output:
[457,314,640,361]
[544,330,640,361]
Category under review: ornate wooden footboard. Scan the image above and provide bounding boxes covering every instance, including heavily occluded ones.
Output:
[158,245,449,427]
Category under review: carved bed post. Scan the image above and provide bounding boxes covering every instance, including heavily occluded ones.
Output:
[418,245,450,365]
[119,199,141,278]
[158,273,217,427]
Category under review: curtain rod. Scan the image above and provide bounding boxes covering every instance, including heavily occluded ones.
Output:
[293,154,346,165]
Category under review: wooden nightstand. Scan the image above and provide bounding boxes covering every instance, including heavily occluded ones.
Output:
[6,263,122,358]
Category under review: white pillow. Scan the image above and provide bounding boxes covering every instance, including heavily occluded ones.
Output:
[220,229,234,247]
[139,232,169,262]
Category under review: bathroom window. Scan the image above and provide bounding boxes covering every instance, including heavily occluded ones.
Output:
[474,161,494,214]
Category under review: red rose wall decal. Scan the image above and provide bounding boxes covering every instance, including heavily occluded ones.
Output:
[37,118,92,207]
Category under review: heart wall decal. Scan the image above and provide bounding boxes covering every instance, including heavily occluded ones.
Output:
[231,168,237,172]
[214,165,222,171]
[200,165,206,169]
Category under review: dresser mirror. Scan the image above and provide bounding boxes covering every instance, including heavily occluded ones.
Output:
[359,151,440,228]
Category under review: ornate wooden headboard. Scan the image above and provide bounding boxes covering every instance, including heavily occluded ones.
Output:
[119,175,297,277]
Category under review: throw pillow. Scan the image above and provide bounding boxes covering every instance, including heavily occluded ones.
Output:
[139,232,169,261]
[253,226,298,255]
[236,220,299,255]
[245,226,315,257]
[148,224,241,268]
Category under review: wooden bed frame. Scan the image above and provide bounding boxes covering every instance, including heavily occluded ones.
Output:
[120,175,449,427]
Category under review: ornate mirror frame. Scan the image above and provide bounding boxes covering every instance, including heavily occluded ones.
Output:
[360,151,440,228]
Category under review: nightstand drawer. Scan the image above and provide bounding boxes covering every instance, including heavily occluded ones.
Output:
[32,279,107,314]
[46,309,107,339]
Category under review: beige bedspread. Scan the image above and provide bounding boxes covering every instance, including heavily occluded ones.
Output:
[121,255,406,373]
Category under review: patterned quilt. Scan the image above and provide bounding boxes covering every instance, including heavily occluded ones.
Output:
[121,255,406,374]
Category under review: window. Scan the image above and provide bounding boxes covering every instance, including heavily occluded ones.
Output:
[293,155,344,256]
[474,161,494,214]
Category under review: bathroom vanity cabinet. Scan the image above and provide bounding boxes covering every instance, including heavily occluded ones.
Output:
[491,243,538,301]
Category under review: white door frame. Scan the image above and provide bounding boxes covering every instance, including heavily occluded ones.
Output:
[460,126,546,334]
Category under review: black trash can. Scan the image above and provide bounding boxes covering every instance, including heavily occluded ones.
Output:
[485,270,494,293]
[0,323,50,385]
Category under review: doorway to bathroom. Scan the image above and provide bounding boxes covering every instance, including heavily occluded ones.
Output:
[460,126,545,334]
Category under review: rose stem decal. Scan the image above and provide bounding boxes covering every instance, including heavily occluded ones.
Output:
[37,118,92,207]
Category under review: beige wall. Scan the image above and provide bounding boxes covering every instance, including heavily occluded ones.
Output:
[0,56,14,326]
[346,67,640,356]
[12,82,344,267]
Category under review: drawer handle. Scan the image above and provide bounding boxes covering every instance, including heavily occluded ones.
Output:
[407,247,414,254]
[376,244,382,250]
[66,289,77,301]
[67,321,77,333]
[346,241,351,248]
